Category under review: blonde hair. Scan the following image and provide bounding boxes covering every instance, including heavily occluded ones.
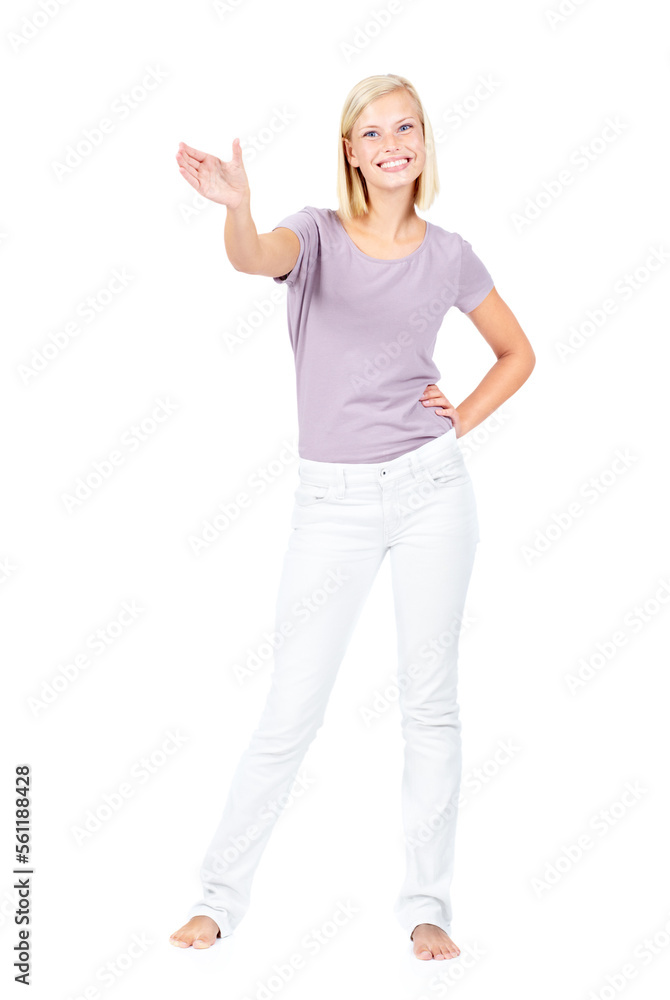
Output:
[336,73,439,221]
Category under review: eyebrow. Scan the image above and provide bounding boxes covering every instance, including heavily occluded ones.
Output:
[358,116,416,130]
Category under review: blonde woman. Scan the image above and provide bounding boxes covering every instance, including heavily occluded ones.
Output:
[171,73,535,961]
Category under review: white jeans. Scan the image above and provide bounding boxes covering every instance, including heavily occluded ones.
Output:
[187,427,480,939]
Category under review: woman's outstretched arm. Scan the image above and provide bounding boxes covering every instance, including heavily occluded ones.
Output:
[175,138,299,279]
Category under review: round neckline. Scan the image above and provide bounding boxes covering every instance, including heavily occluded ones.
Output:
[330,209,432,263]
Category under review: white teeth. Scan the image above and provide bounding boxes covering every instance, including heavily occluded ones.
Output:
[379,158,409,169]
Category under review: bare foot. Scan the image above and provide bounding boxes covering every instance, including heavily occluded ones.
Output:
[169,915,222,949]
[410,923,460,960]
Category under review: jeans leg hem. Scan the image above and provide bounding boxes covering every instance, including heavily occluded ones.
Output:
[402,914,452,940]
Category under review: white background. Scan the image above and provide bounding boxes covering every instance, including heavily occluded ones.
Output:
[2,0,669,996]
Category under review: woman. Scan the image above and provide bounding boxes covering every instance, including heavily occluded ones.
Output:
[170,73,535,961]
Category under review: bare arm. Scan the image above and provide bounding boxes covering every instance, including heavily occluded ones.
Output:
[429,287,536,438]
[224,197,300,277]
[175,138,300,278]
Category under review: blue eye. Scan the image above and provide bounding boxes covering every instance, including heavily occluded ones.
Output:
[363,123,413,138]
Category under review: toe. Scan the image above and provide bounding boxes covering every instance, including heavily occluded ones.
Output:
[169,936,189,948]
[192,937,211,949]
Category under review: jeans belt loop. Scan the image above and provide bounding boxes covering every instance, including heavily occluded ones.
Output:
[334,466,346,499]
[408,450,427,484]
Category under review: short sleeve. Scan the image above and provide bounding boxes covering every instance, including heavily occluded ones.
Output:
[271,207,319,287]
[454,237,494,313]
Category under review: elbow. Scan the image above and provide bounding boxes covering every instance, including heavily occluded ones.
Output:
[499,345,536,385]
[526,347,537,372]
[229,258,252,274]
[498,345,536,369]
[514,338,537,375]
[229,256,261,275]
[521,347,537,382]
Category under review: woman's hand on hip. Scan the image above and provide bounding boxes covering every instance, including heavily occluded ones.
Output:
[419,384,462,438]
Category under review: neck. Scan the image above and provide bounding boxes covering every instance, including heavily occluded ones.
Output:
[354,186,420,239]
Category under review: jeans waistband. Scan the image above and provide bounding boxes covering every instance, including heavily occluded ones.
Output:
[297,428,459,488]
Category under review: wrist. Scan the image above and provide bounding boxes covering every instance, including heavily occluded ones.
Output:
[226,189,251,212]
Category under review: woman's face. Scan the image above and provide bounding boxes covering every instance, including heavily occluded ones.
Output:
[344,89,426,198]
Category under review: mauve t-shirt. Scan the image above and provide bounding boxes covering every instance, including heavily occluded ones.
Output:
[272,205,494,463]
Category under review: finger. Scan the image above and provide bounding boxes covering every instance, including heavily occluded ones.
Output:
[178,163,200,187]
[177,141,207,162]
[177,146,204,169]
[176,155,199,180]
[221,137,239,165]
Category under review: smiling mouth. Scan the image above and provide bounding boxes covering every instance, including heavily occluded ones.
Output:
[378,157,411,170]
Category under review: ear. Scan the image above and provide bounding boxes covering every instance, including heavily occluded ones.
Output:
[342,136,357,167]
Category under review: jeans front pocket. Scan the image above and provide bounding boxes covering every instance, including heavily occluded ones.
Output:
[426,452,470,488]
[294,480,333,507]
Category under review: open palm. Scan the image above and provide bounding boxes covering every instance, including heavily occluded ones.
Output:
[175,138,250,208]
